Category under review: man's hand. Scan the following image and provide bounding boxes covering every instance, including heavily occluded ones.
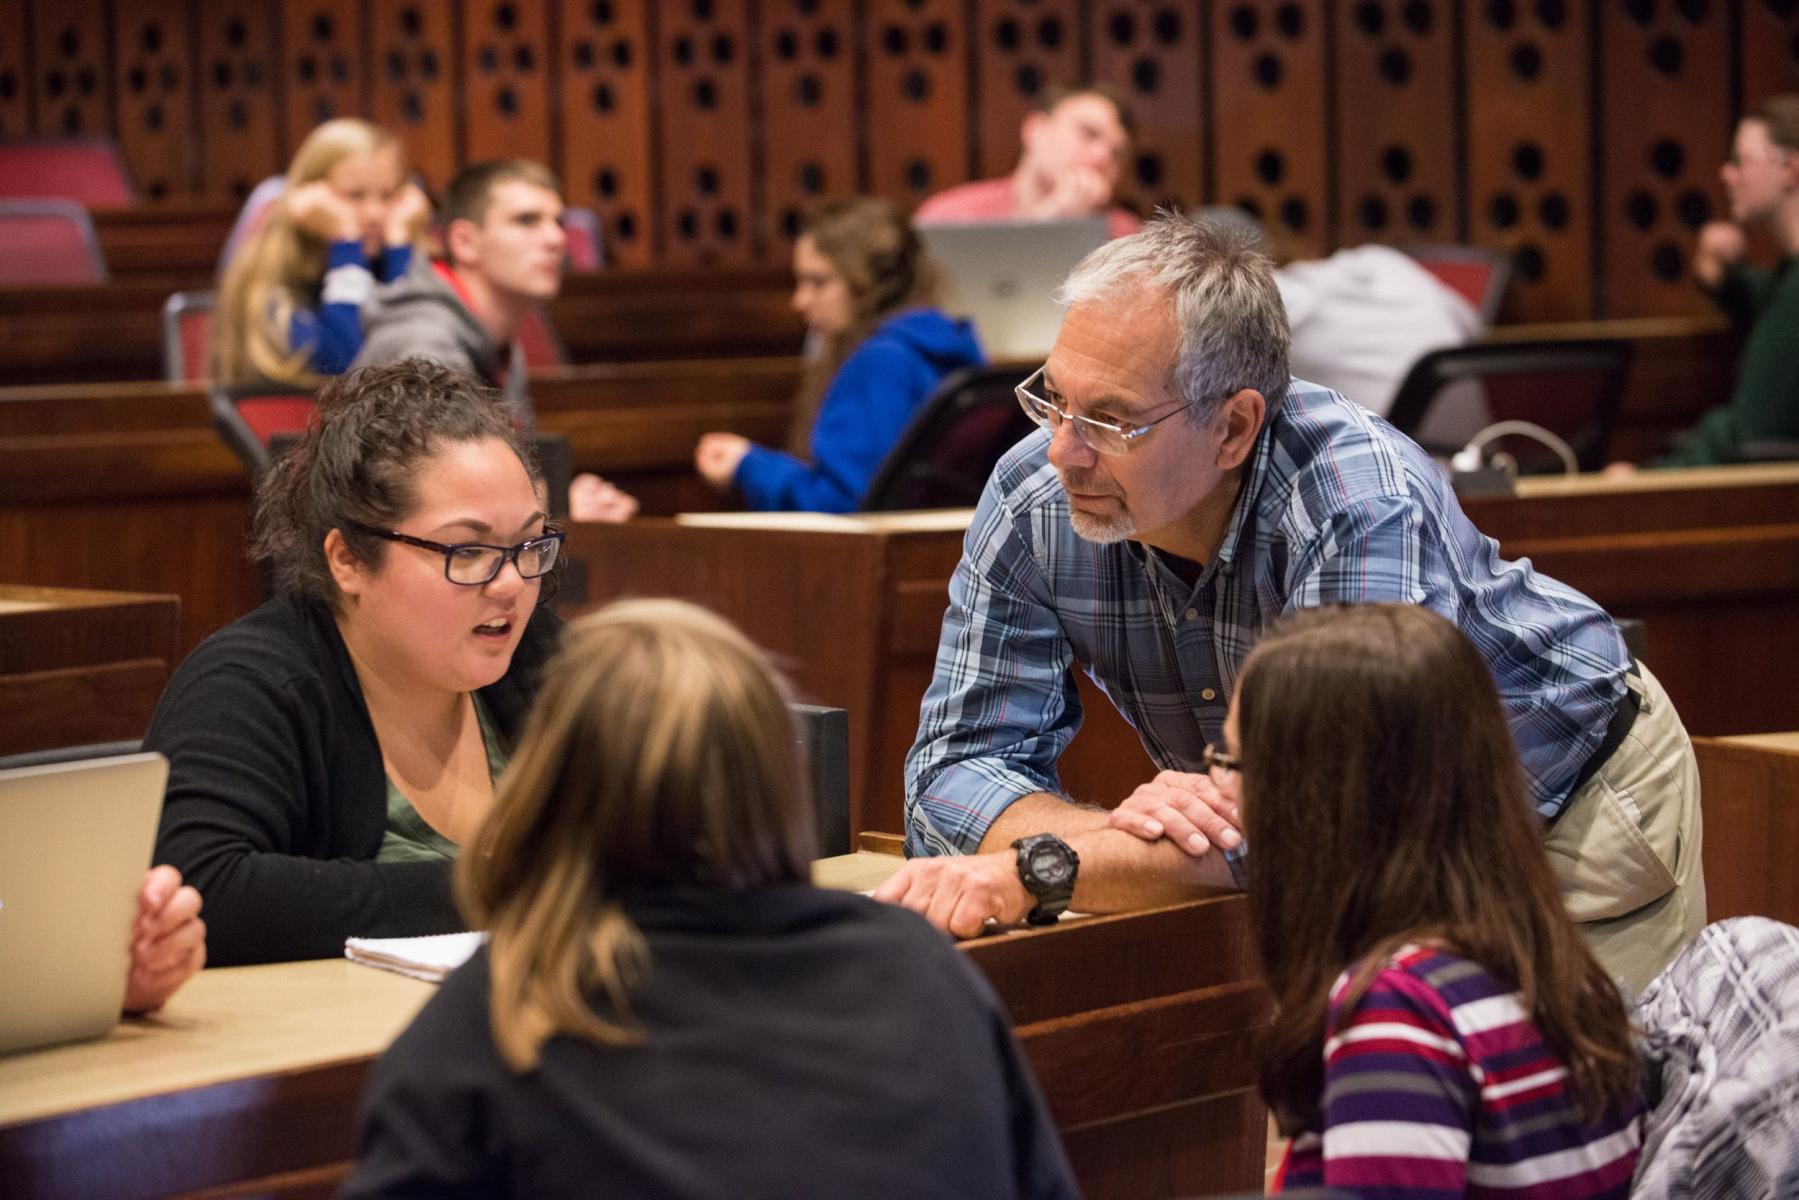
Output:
[124,865,206,1015]
[1106,769,1241,857]
[1694,221,1747,289]
[383,182,434,247]
[872,852,1033,939]
[286,181,360,242]
[694,432,753,491]
[568,472,639,523]
[1020,164,1113,220]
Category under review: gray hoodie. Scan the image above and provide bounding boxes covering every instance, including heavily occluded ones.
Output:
[352,258,533,422]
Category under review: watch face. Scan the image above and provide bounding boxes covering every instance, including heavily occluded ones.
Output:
[1029,843,1072,886]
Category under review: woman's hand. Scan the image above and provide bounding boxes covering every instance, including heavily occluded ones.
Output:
[286,181,361,242]
[123,865,206,1014]
[694,433,753,491]
[568,472,639,523]
[384,182,434,248]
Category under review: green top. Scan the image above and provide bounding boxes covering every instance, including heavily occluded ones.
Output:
[1651,257,1799,468]
[376,695,508,864]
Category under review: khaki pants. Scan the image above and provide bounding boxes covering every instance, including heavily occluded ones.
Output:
[1544,662,1706,993]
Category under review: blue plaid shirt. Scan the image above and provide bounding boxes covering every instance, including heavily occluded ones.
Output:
[904,381,1628,859]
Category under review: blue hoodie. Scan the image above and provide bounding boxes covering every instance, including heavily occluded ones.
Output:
[734,308,984,512]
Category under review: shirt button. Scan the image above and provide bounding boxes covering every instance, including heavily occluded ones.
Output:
[1201,688,1217,701]
[1184,608,1199,622]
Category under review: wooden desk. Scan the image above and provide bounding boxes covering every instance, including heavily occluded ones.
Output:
[0,268,801,385]
[1463,463,1799,736]
[0,585,180,755]
[1694,733,1799,927]
[569,512,1151,836]
[0,361,800,658]
[0,852,1266,1200]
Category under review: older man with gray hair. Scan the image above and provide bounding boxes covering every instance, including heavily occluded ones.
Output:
[874,212,1703,991]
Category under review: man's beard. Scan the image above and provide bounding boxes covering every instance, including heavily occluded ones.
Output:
[1061,474,1136,543]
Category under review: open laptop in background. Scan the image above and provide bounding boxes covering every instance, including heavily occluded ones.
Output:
[0,753,167,1055]
[915,218,1109,361]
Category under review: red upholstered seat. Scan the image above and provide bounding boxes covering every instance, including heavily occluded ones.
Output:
[0,138,133,208]
[1403,244,1512,324]
[0,200,107,285]
[161,291,216,383]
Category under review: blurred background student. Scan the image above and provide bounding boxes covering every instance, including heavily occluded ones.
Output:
[1236,606,1645,1198]
[343,599,1078,1200]
[694,198,983,512]
[212,118,431,389]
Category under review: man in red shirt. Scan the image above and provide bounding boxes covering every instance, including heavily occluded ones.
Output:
[914,85,1141,239]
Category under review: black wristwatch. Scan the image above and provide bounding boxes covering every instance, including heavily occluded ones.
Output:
[1012,833,1080,925]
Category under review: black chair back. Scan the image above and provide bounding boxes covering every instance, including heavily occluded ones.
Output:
[861,364,1038,511]
[791,704,851,856]
[1388,338,1632,471]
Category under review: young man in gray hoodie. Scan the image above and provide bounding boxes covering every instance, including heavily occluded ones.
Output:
[355,160,635,522]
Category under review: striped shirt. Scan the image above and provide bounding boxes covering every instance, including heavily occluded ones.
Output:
[1278,945,1643,1199]
[904,382,1627,859]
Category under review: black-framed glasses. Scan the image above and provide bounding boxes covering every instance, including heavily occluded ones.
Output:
[1015,365,1196,456]
[1203,742,1239,778]
[347,521,565,586]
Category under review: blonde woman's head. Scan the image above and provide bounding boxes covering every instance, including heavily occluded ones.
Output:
[459,599,815,1069]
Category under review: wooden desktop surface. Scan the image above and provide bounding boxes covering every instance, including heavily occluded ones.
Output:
[0,851,903,1130]
[0,850,1266,1200]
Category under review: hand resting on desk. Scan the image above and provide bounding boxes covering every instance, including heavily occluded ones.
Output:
[124,865,206,1014]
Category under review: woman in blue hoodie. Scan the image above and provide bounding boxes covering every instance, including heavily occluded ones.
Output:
[695,198,984,512]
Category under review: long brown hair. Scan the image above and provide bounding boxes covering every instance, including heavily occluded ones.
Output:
[457,599,816,1071]
[788,197,939,453]
[1239,604,1638,1136]
[213,118,410,387]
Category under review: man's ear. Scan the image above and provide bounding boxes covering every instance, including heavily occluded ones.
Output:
[323,528,365,600]
[1214,388,1267,471]
[444,216,480,268]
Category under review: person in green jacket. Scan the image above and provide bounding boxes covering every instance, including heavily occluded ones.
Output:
[1613,96,1799,471]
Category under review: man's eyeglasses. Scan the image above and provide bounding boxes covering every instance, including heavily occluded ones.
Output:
[1015,366,1196,456]
[347,521,565,586]
[1203,742,1239,779]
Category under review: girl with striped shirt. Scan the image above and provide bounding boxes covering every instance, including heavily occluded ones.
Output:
[1225,605,1646,1199]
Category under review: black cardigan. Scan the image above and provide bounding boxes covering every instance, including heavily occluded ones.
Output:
[145,592,562,966]
[341,885,1080,1200]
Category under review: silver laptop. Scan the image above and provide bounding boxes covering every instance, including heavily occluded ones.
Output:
[0,753,167,1054]
[915,218,1110,360]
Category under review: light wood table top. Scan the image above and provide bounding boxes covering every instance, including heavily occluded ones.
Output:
[1719,731,1799,754]
[0,851,908,1130]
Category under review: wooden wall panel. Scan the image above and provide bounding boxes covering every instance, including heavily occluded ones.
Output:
[1601,0,1731,317]
[283,0,367,140]
[558,0,657,268]
[971,1,1083,181]
[32,5,109,141]
[1466,0,1592,320]
[0,5,28,141]
[655,0,755,267]
[196,0,283,204]
[760,0,863,253]
[1089,0,1207,212]
[463,0,555,167]
[1743,0,1799,104]
[1334,0,1458,245]
[113,0,195,204]
[867,0,970,207]
[1212,0,1329,256]
[368,0,460,190]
